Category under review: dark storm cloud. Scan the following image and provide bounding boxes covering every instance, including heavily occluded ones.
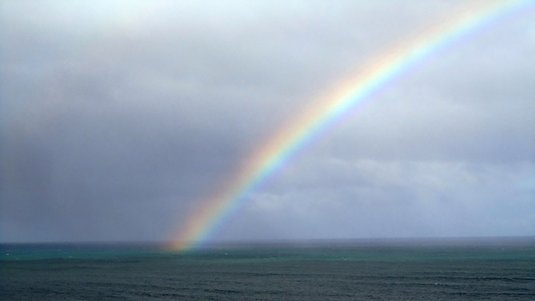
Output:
[1,1,534,242]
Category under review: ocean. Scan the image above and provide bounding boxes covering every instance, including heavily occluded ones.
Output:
[1,238,534,300]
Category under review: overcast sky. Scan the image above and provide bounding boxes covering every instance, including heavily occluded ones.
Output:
[1,0,534,243]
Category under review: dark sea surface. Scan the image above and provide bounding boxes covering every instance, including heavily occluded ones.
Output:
[1,238,534,300]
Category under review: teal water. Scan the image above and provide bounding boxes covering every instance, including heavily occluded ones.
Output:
[1,239,534,300]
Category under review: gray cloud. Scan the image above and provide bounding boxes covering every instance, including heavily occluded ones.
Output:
[224,160,535,241]
[1,1,534,242]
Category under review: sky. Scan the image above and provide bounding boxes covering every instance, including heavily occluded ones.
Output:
[1,0,534,243]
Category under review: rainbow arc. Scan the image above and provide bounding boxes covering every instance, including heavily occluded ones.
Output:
[168,0,533,251]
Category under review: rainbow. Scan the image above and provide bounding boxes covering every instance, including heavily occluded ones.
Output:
[168,0,533,251]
